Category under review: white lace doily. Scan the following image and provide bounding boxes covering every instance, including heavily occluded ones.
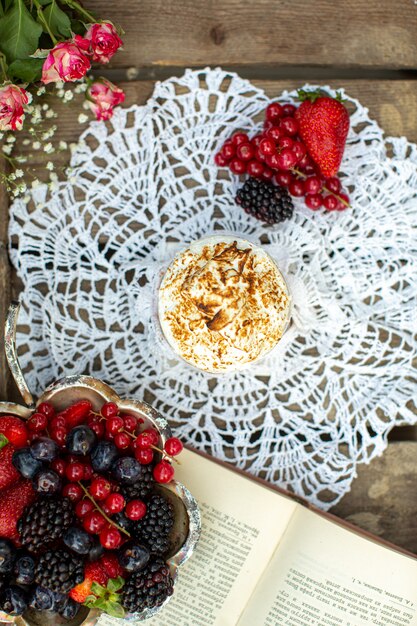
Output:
[9,68,417,509]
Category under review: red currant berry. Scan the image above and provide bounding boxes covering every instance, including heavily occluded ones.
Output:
[125,500,147,521]
[236,142,255,161]
[37,402,55,418]
[123,415,137,432]
[292,141,307,161]
[289,179,305,197]
[51,458,66,476]
[75,499,95,519]
[114,432,131,450]
[50,427,67,447]
[221,140,235,160]
[246,160,264,178]
[231,132,249,146]
[50,416,66,430]
[134,447,154,464]
[229,158,246,175]
[101,402,119,419]
[153,460,175,484]
[265,102,284,123]
[89,421,105,438]
[214,152,228,167]
[282,103,297,117]
[325,176,342,194]
[258,138,276,157]
[27,413,48,433]
[90,477,112,501]
[251,134,264,148]
[99,527,122,550]
[83,463,93,481]
[136,429,159,449]
[304,176,323,195]
[83,511,107,534]
[275,171,292,187]
[266,153,281,170]
[265,126,283,142]
[323,194,338,211]
[164,437,183,457]
[106,416,124,436]
[305,193,324,210]
[277,136,294,151]
[336,192,350,210]
[104,492,125,514]
[280,117,298,136]
[63,483,83,502]
[65,462,85,482]
[276,148,298,170]
[262,167,273,181]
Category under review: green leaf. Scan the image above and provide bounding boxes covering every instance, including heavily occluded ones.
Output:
[43,0,71,38]
[70,18,84,35]
[0,434,9,450]
[8,57,43,81]
[91,598,108,611]
[90,581,106,597]
[106,576,125,593]
[104,600,125,618]
[0,0,43,63]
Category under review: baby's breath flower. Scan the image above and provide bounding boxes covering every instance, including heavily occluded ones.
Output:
[22,139,30,146]
[42,104,49,111]
[18,183,27,193]
[31,180,41,189]
[8,173,16,181]
[2,144,12,155]
[46,161,54,171]
[82,101,90,110]
[14,169,24,178]
[74,82,88,94]
[36,87,46,96]
[6,135,16,143]
[32,141,41,150]
[45,109,56,119]
[59,141,68,150]
[78,113,88,124]
[49,172,58,182]
[44,143,54,154]
[64,91,73,102]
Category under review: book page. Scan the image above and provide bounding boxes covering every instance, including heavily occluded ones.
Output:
[238,506,417,626]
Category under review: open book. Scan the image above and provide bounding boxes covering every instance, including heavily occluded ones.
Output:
[99,448,417,626]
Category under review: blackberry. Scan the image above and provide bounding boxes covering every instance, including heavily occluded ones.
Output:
[122,558,174,613]
[34,549,84,594]
[235,177,294,224]
[18,497,75,554]
[131,494,174,556]
[120,463,155,501]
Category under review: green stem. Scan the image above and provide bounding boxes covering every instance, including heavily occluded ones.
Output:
[62,0,96,23]
[32,0,58,45]
[78,481,131,538]
[0,53,8,83]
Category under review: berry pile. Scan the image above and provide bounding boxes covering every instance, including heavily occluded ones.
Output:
[215,91,351,218]
[0,401,183,619]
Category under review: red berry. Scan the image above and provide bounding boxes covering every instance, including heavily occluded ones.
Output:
[277,136,294,151]
[229,158,246,175]
[83,511,107,534]
[289,179,305,197]
[276,148,298,170]
[275,171,292,187]
[214,152,228,167]
[265,126,283,142]
[125,500,147,521]
[37,402,55,418]
[136,429,159,449]
[134,447,154,464]
[247,160,264,178]
[153,460,174,484]
[251,134,264,148]
[236,142,255,161]
[231,132,249,146]
[106,416,124,436]
[265,102,284,123]
[266,153,281,170]
[221,140,235,160]
[100,553,124,578]
[104,493,125,514]
[114,432,131,450]
[101,402,119,419]
[90,477,112,501]
[63,400,93,428]
[89,421,105,438]
[65,462,85,482]
[63,483,83,502]
[99,527,122,550]
[50,416,66,430]
[258,138,276,157]
[83,463,93,481]
[325,176,342,194]
[304,176,323,195]
[75,499,95,519]
[323,194,339,211]
[292,141,307,161]
[50,427,67,447]
[336,192,350,210]
[123,415,137,432]
[298,153,316,173]
[262,167,273,181]
[51,458,66,476]
[280,117,298,136]
[305,193,324,210]
[27,413,48,433]
[282,103,297,117]
[164,437,183,457]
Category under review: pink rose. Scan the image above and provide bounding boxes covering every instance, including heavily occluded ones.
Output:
[85,22,123,63]
[87,78,125,121]
[0,84,30,131]
[42,40,91,84]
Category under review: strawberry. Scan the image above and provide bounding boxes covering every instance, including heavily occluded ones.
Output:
[0,479,35,542]
[0,416,29,448]
[57,400,93,429]
[295,90,350,178]
[100,552,125,579]
[69,561,109,603]
[0,444,21,492]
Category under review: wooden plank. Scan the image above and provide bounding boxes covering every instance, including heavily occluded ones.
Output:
[332,442,417,554]
[85,0,417,70]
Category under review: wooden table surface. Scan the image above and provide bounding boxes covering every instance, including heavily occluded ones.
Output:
[1,0,417,554]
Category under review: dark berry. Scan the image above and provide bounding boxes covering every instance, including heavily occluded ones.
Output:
[118,542,150,572]
[18,497,75,554]
[235,177,294,225]
[30,437,59,461]
[87,539,104,562]
[34,549,84,593]
[33,469,61,495]
[113,512,132,534]
[91,440,119,472]
[0,585,28,615]
[14,554,35,585]
[59,597,80,619]
[0,539,16,574]
[12,447,43,479]
[132,494,174,557]
[63,527,94,555]
[66,425,97,456]
[122,558,173,613]
[29,585,54,610]
[113,457,142,485]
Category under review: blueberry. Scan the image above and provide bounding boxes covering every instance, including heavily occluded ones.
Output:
[30,437,59,462]
[66,426,97,456]
[118,542,150,572]
[52,591,69,613]
[113,512,132,533]
[12,448,43,479]
[29,585,54,611]
[14,554,35,585]
[59,597,80,619]
[113,457,142,484]
[0,539,16,574]
[87,539,104,562]
[91,440,119,472]
[32,469,61,495]
[63,527,93,555]
[0,585,28,615]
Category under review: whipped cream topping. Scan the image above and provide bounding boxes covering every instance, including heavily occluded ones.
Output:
[158,236,291,373]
